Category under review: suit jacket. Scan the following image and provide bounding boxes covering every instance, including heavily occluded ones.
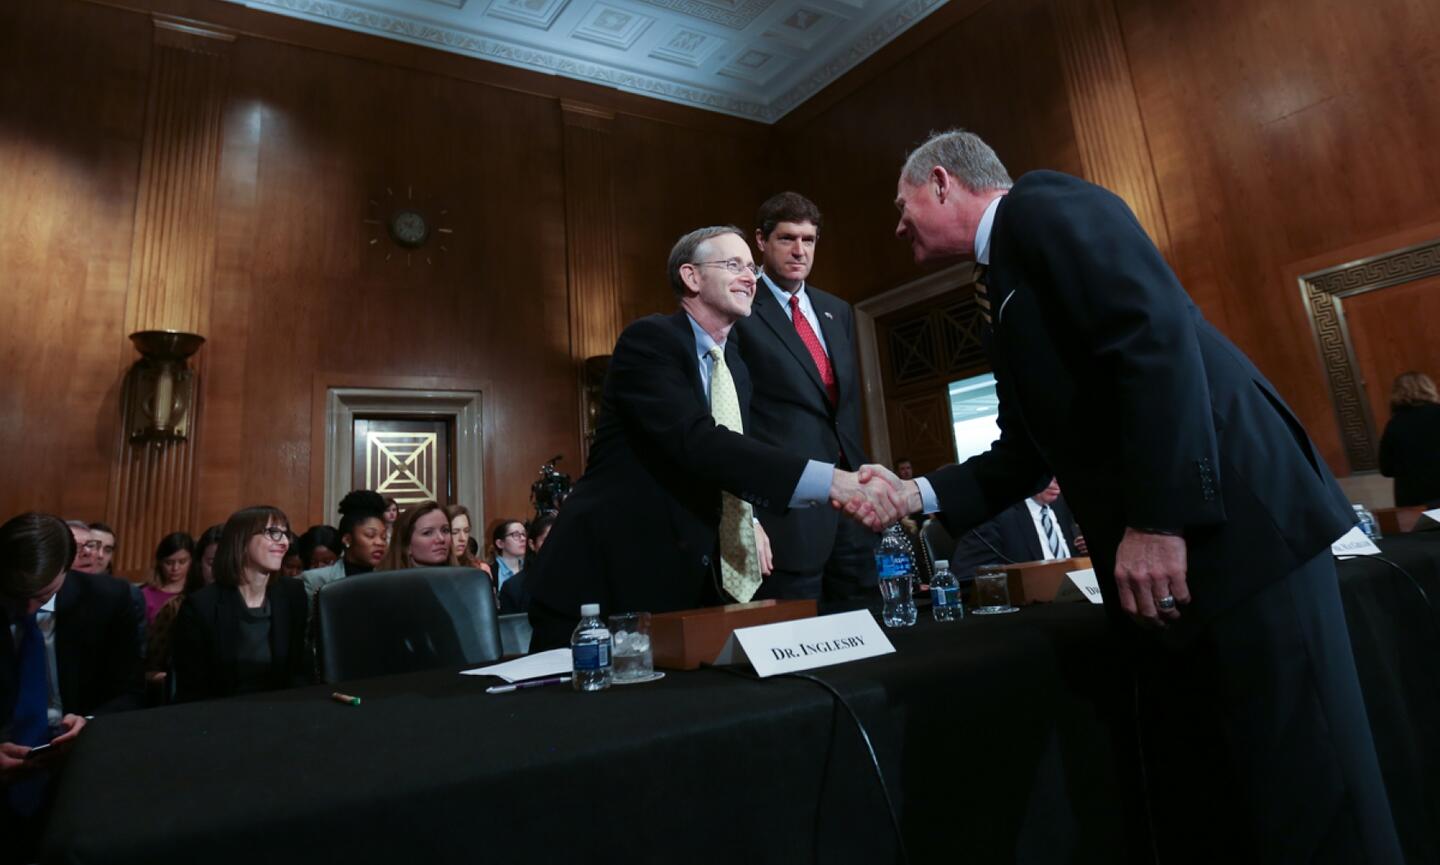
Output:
[172,578,310,702]
[1,571,143,727]
[734,279,868,573]
[949,497,1079,578]
[528,311,808,636]
[1378,402,1440,507]
[926,171,1354,639]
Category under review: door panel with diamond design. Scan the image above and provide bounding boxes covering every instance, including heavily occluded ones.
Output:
[351,418,454,511]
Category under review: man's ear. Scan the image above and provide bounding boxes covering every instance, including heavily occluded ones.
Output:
[678,262,702,297]
[931,166,951,203]
[754,228,768,253]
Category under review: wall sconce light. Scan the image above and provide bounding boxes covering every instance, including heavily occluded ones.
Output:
[125,330,206,443]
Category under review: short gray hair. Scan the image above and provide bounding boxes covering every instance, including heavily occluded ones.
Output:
[667,225,744,297]
[901,129,1013,192]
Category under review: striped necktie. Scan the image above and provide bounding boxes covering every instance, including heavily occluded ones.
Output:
[973,264,991,325]
[708,346,763,602]
[1041,505,1062,559]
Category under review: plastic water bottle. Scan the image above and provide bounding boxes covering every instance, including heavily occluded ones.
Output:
[1352,504,1383,540]
[931,559,962,622]
[571,603,612,691]
[875,525,918,627]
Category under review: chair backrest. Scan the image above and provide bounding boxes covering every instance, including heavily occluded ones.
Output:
[921,517,956,571]
[316,567,502,683]
[497,613,533,657]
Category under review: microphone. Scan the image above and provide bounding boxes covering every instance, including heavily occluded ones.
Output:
[966,527,1015,565]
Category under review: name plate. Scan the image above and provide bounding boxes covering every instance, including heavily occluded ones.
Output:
[1055,567,1104,604]
[1417,508,1440,531]
[1330,525,1381,557]
[713,609,894,677]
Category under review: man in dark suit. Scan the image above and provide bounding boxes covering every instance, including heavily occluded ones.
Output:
[867,130,1400,863]
[734,192,878,601]
[2,512,142,861]
[527,226,903,650]
[949,478,1080,577]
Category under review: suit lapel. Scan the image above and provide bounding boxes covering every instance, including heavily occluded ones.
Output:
[669,310,709,407]
[753,280,829,400]
[52,572,84,711]
[725,337,752,431]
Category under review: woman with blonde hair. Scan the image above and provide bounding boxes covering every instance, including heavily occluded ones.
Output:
[1379,371,1440,507]
[382,500,458,571]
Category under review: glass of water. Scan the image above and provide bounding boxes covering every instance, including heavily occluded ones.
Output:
[607,612,654,682]
[972,565,1018,615]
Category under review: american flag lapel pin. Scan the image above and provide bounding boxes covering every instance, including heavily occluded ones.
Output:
[823,311,834,320]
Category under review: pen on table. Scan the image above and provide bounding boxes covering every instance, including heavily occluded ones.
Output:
[331,691,361,706]
[486,675,572,694]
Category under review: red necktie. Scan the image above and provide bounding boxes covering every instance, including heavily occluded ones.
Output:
[789,295,838,405]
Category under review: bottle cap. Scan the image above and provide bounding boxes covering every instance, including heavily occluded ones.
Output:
[934,560,949,570]
[580,603,600,617]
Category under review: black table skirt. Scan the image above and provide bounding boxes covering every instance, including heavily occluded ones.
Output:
[40,535,1440,865]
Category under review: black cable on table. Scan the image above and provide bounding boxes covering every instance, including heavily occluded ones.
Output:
[704,664,910,865]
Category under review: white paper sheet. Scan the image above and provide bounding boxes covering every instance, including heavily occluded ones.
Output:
[461,648,573,682]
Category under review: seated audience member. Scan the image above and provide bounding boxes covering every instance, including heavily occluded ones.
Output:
[446,504,493,576]
[142,533,195,626]
[85,523,117,575]
[383,497,399,540]
[894,458,915,481]
[172,506,310,701]
[295,525,342,571]
[280,532,306,579]
[145,526,221,692]
[1379,370,1440,507]
[950,478,1082,579]
[498,515,554,615]
[488,519,527,592]
[301,491,390,601]
[63,521,97,574]
[381,500,456,571]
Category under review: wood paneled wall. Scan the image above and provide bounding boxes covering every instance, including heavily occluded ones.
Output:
[0,0,766,575]
[775,0,1440,476]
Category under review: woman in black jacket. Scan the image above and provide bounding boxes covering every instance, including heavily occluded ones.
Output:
[172,506,311,702]
[1378,371,1440,507]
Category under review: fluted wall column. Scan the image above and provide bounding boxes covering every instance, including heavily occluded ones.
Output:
[560,101,623,459]
[109,16,232,575]
[1051,0,1172,259]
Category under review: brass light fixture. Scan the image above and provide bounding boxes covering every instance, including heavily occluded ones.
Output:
[125,330,206,443]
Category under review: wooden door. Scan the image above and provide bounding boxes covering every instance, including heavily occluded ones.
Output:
[352,417,455,511]
[875,282,990,475]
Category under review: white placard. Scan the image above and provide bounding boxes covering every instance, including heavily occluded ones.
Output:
[712,609,894,678]
[1416,508,1440,530]
[1330,525,1382,557]
[1054,567,1104,604]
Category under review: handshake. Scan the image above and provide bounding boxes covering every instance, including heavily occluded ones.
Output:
[828,465,921,531]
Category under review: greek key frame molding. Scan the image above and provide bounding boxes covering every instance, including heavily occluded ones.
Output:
[1299,237,1440,472]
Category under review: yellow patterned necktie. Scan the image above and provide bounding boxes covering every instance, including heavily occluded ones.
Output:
[708,345,763,602]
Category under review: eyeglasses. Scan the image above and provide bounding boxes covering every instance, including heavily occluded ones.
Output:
[256,527,291,543]
[505,531,528,540]
[691,259,760,277]
[78,541,103,553]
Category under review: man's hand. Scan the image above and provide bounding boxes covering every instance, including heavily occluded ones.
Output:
[752,520,774,576]
[857,464,924,515]
[830,469,907,531]
[51,714,86,749]
[1114,527,1190,626]
[0,742,36,784]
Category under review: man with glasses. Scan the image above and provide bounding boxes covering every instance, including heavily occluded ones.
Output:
[526,226,906,649]
[735,192,879,603]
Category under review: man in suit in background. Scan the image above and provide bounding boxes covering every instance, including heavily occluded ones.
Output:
[949,477,1081,577]
[527,226,903,649]
[735,192,878,602]
[865,129,1400,863]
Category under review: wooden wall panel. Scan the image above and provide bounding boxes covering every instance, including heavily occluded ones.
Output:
[772,0,1084,306]
[0,2,150,539]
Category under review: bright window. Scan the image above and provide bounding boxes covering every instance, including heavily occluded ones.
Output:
[949,373,1000,464]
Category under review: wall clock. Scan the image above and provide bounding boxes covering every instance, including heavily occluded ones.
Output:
[365,185,453,266]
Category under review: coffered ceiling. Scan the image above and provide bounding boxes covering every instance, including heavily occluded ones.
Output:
[218,0,950,122]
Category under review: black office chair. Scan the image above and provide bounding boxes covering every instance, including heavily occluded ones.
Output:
[315,567,503,683]
[920,516,956,570]
[497,613,533,656]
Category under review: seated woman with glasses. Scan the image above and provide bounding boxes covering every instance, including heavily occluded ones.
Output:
[446,504,494,577]
[497,515,553,614]
[142,532,196,626]
[487,519,528,594]
[301,490,391,602]
[381,500,457,571]
[171,506,311,702]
